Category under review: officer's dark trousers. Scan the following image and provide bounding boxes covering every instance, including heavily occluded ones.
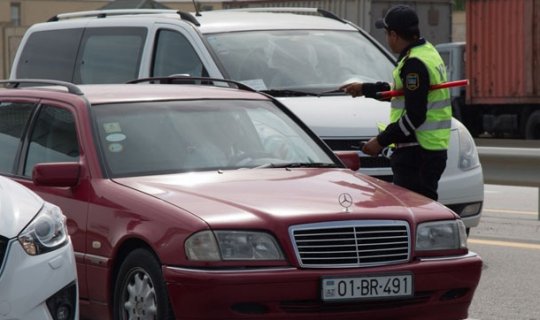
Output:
[390,146,448,201]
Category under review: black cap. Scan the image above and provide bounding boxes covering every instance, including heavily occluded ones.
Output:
[375,5,419,32]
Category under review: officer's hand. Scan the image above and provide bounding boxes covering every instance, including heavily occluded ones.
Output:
[339,82,364,97]
[362,137,383,156]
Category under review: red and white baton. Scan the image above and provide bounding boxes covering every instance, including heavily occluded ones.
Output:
[375,79,469,100]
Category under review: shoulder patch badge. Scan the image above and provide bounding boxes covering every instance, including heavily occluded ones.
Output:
[405,73,419,91]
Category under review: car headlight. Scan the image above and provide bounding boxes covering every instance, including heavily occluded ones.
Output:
[455,119,481,170]
[18,203,68,255]
[416,220,467,251]
[186,230,285,261]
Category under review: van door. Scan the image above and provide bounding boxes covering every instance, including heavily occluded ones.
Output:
[144,22,222,79]
[151,28,208,78]
[74,27,147,83]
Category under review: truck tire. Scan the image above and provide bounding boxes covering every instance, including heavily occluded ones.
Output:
[525,110,540,139]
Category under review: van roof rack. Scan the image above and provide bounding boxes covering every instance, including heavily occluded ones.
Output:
[0,79,84,95]
[48,9,200,26]
[221,7,346,24]
[127,76,256,92]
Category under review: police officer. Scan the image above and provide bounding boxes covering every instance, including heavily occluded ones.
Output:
[340,4,451,201]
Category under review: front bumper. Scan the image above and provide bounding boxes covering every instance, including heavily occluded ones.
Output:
[0,239,78,320]
[164,252,482,319]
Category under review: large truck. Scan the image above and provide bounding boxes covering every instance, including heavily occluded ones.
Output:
[437,0,540,139]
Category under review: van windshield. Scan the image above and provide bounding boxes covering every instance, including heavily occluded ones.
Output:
[205,30,394,92]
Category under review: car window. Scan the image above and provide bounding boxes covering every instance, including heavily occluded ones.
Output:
[206,30,394,91]
[16,28,83,81]
[75,27,147,84]
[93,99,333,177]
[24,105,80,176]
[152,29,207,77]
[0,102,34,174]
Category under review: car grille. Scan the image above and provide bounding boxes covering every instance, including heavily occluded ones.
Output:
[290,221,410,268]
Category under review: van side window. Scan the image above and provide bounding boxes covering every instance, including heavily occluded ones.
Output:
[0,102,34,174]
[24,105,79,176]
[75,27,147,84]
[152,29,207,77]
[16,29,83,81]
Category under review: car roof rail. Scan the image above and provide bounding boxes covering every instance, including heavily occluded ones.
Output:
[127,76,257,92]
[0,79,84,95]
[48,9,200,26]
[221,7,346,24]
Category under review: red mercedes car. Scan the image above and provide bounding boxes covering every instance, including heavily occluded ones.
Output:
[0,78,481,320]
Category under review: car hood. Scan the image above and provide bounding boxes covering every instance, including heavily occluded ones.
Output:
[0,177,43,238]
[276,96,390,138]
[114,169,456,229]
[276,96,459,137]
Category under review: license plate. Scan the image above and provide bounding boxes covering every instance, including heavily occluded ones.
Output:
[321,274,413,301]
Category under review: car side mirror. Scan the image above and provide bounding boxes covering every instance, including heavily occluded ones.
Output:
[334,151,360,171]
[32,162,81,187]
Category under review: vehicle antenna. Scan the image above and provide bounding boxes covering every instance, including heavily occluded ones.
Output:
[192,0,201,16]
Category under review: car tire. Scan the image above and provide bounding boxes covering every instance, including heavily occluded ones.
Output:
[524,110,540,139]
[113,248,174,320]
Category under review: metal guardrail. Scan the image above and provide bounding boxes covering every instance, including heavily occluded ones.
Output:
[477,146,540,220]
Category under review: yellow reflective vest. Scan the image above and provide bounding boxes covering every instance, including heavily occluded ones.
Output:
[390,42,452,150]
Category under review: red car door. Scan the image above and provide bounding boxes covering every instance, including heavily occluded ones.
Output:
[14,100,91,300]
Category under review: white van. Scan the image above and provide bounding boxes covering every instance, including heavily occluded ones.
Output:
[10,8,483,229]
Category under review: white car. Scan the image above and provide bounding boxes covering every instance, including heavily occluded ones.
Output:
[10,7,483,230]
[0,176,78,320]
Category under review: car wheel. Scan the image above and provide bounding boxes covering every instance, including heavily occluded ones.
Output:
[113,248,174,320]
[524,110,540,139]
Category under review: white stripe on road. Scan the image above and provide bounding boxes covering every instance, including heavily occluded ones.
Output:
[468,238,540,250]
[483,208,537,216]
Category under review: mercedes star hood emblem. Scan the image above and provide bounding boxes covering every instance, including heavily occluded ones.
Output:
[338,193,353,211]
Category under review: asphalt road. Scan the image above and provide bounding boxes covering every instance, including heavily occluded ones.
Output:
[467,184,540,320]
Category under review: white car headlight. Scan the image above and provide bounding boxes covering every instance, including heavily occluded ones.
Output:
[456,120,481,170]
[18,203,68,255]
[416,220,467,251]
[186,230,284,261]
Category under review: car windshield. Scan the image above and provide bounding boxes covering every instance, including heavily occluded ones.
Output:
[92,99,336,177]
[205,30,394,92]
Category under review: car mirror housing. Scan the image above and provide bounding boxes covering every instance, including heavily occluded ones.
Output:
[334,151,361,171]
[32,162,81,187]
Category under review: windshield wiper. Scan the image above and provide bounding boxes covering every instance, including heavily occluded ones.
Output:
[260,89,320,97]
[255,162,339,169]
[317,89,347,96]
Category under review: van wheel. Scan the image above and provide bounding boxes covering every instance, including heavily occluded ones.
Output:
[525,110,540,139]
[113,249,174,320]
